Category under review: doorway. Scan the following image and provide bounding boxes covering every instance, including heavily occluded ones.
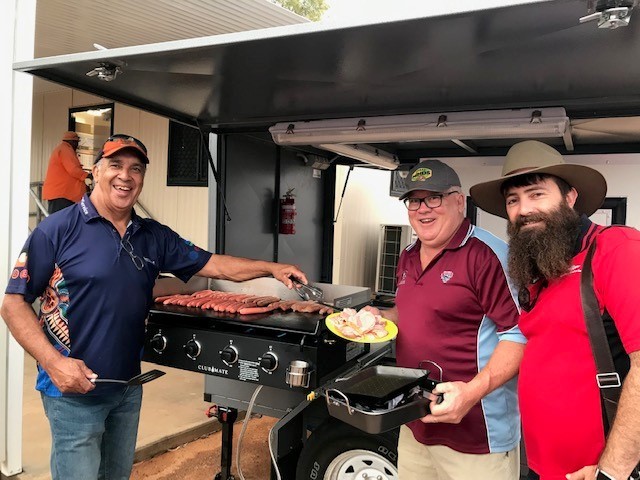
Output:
[69,103,114,169]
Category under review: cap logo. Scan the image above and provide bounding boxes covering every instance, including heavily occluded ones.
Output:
[411,167,432,182]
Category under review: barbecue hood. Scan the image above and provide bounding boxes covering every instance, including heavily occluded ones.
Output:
[13,0,640,161]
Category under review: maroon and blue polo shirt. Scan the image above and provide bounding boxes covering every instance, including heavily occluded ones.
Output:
[395,218,524,454]
[5,194,212,396]
[518,218,640,479]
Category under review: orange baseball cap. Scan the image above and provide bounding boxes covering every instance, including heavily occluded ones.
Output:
[62,131,80,141]
[95,134,148,164]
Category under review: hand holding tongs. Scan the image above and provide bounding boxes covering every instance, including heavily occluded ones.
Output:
[292,278,341,311]
[292,278,324,301]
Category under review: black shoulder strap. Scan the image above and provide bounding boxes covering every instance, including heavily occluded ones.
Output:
[580,231,621,432]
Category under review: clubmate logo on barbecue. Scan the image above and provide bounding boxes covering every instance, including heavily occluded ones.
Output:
[198,365,229,376]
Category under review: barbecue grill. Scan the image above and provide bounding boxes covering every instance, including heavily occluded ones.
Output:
[144,275,380,479]
[145,277,371,390]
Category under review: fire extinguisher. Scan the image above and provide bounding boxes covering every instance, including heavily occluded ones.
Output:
[279,188,296,235]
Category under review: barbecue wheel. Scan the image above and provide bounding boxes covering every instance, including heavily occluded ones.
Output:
[295,420,399,480]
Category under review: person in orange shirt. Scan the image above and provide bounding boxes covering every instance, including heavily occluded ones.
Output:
[42,131,90,214]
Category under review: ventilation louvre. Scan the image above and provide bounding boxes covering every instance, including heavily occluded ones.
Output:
[375,225,415,295]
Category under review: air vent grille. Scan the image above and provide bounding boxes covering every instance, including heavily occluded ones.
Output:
[375,225,415,295]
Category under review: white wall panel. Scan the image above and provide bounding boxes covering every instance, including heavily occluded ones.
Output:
[70,90,104,108]
[333,166,408,289]
[176,188,209,248]
[41,90,71,169]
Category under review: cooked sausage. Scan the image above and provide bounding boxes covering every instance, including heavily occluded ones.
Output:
[163,294,191,305]
[154,295,176,303]
[237,305,277,315]
[255,296,281,307]
[187,295,217,307]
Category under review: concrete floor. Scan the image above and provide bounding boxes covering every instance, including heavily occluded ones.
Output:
[13,355,219,480]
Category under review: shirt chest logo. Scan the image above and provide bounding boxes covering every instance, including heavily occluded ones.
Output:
[398,270,408,286]
[563,264,582,276]
[440,270,454,283]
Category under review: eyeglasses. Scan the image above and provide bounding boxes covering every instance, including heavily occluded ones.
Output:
[106,134,148,154]
[404,191,460,210]
[121,237,144,270]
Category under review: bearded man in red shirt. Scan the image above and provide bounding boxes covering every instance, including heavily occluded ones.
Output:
[471,141,640,480]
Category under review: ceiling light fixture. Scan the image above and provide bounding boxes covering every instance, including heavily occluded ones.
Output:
[270,108,570,146]
[315,143,399,170]
[579,0,637,29]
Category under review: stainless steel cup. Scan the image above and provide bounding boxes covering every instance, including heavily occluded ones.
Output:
[286,360,311,388]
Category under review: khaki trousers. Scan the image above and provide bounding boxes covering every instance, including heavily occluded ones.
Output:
[397,425,520,480]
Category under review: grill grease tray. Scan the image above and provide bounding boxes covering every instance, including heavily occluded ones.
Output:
[335,366,432,406]
[325,365,440,434]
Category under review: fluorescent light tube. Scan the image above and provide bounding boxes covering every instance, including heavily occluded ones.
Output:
[316,144,399,170]
[270,108,569,145]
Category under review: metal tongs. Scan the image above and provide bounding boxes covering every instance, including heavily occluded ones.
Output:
[292,278,324,302]
[292,279,341,311]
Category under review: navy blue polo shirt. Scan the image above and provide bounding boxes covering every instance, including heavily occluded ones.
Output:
[6,195,212,396]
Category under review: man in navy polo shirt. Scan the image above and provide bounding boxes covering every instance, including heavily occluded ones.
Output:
[1,134,307,480]
[368,159,525,479]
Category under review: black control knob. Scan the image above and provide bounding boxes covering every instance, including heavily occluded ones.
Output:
[259,352,279,372]
[150,333,167,353]
[184,339,201,360]
[220,345,239,365]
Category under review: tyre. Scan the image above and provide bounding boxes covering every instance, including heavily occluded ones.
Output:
[296,420,399,480]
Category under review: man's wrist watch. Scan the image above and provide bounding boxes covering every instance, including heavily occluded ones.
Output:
[595,467,617,480]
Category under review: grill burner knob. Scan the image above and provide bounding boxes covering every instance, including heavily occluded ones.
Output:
[220,345,239,365]
[184,339,201,360]
[259,352,279,372]
[150,334,167,353]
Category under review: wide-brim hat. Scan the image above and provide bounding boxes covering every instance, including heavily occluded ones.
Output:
[62,131,79,141]
[469,140,606,219]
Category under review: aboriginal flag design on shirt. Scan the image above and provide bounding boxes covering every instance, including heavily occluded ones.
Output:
[11,252,71,354]
[39,265,71,354]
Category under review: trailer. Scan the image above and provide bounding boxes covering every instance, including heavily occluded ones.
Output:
[9,0,640,478]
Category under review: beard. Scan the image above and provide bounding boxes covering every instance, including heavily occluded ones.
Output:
[507,202,581,291]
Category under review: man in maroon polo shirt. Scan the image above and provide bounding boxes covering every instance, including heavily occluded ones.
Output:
[470,141,640,480]
[369,159,525,479]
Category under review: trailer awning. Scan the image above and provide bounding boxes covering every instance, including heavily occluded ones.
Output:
[14,0,640,157]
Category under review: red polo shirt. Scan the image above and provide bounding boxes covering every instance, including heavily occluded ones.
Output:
[518,221,640,479]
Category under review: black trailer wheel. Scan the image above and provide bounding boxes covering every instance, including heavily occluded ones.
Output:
[296,421,399,480]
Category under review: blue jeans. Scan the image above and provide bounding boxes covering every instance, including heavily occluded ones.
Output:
[41,386,143,480]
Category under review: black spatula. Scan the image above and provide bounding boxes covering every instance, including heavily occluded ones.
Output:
[92,369,166,386]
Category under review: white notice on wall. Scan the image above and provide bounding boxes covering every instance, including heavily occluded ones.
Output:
[590,209,612,226]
